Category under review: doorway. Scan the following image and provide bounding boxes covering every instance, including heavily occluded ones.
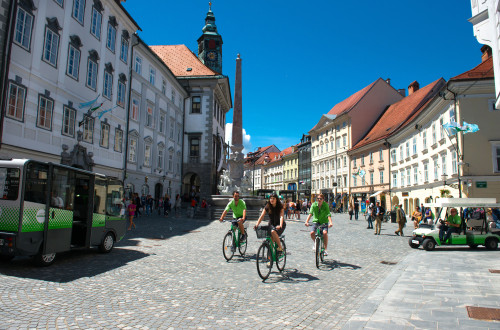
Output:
[71,173,92,247]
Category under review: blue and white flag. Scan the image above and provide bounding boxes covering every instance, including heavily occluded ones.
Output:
[79,95,100,109]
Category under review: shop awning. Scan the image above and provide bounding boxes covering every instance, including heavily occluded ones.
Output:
[370,191,385,197]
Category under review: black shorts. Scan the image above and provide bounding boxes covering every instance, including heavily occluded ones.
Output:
[269,222,286,236]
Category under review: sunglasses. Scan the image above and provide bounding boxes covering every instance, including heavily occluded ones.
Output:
[317,198,323,200]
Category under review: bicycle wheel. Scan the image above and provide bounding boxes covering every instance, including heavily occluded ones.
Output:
[256,242,272,280]
[276,238,286,272]
[315,237,321,269]
[222,232,234,261]
[238,233,247,256]
[320,239,325,263]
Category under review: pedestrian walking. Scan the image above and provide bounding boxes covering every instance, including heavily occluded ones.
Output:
[354,200,359,220]
[366,203,374,229]
[348,203,354,220]
[174,194,182,217]
[374,201,385,235]
[127,200,137,230]
[395,204,406,236]
[134,193,142,218]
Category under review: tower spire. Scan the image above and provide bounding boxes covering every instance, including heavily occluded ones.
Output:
[197,3,223,73]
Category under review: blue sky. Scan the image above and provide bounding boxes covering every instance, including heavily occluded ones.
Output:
[123,1,481,152]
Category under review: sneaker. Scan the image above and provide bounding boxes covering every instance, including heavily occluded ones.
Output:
[240,233,247,241]
[395,231,399,236]
[323,250,328,256]
[312,244,316,251]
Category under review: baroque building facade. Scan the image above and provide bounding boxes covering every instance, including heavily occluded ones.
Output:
[124,35,187,200]
[0,0,139,178]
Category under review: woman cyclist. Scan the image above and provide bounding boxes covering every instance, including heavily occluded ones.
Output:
[254,193,286,253]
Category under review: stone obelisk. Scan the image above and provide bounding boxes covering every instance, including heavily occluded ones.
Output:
[229,54,244,189]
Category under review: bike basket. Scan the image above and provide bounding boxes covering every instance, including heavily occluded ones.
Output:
[255,226,270,239]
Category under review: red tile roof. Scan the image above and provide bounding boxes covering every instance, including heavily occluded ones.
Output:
[150,45,219,77]
[327,79,379,116]
[280,147,294,156]
[450,56,493,81]
[351,78,446,151]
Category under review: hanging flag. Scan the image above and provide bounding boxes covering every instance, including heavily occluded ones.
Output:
[87,102,103,115]
[78,95,100,109]
[352,169,359,178]
[97,105,118,119]
[359,169,366,177]
[442,122,460,135]
[462,121,479,134]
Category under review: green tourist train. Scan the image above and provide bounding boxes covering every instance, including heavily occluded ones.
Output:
[0,159,126,266]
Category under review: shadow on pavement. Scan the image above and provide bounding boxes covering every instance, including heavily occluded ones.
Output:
[118,215,212,247]
[0,247,150,283]
[263,268,319,283]
[319,259,362,271]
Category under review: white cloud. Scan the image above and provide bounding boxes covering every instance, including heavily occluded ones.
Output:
[225,123,252,154]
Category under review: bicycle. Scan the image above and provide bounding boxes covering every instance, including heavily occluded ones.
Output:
[314,224,329,269]
[255,226,286,280]
[222,219,248,261]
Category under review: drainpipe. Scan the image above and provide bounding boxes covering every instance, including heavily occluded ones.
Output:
[0,0,17,147]
[181,90,189,197]
[385,139,391,209]
[122,34,139,189]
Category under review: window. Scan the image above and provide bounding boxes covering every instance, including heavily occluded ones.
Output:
[361,154,365,166]
[370,172,374,185]
[441,153,447,176]
[336,138,340,149]
[72,0,85,24]
[99,122,109,148]
[62,106,75,137]
[452,151,457,174]
[131,97,139,121]
[83,116,94,143]
[432,124,436,145]
[120,36,129,63]
[392,173,397,187]
[399,145,403,161]
[413,166,418,184]
[144,143,152,167]
[407,168,411,186]
[171,89,176,102]
[128,137,137,162]
[146,105,153,127]
[43,27,60,67]
[439,118,444,140]
[343,156,347,167]
[37,95,53,130]
[159,113,165,134]
[352,156,356,167]
[190,137,200,157]
[424,162,429,182]
[379,148,383,161]
[86,58,98,90]
[422,131,427,149]
[106,21,116,52]
[169,120,174,139]
[6,82,26,121]
[400,170,405,187]
[14,7,33,50]
[149,66,156,85]
[391,150,396,163]
[450,108,456,123]
[103,71,113,99]
[343,135,347,146]
[157,148,164,169]
[405,142,410,158]
[369,152,373,164]
[379,171,384,184]
[495,145,500,173]
[412,137,417,155]
[433,158,438,180]
[134,56,142,74]
[114,128,123,152]
[117,80,126,107]
[90,6,102,39]
[162,80,166,95]
[325,142,328,152]
[67,44,80,79]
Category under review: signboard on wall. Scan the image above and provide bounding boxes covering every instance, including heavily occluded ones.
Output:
[476,181,487,188]
[402,192,409,197]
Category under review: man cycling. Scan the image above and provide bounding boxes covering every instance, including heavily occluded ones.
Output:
[304,194,333,255]
[219,191,247,240]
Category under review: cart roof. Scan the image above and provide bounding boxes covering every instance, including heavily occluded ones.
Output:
[423,198,500,208]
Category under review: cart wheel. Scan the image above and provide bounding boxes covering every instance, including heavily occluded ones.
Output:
[422,238,435,251]
[408,237,419,249]
[34,251,56,267]
[485,237,498,250]
[99,232,115,253]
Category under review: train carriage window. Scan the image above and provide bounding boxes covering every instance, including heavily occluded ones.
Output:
[24,163,49,204]
[107,179,123,216]
[94,178,106,214]
[51,168,75,209]
[0,168,20,200]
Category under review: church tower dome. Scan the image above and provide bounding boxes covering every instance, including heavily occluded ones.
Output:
[197,2,223,74]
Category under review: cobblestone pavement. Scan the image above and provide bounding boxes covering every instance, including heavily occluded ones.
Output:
[0,212,414,329]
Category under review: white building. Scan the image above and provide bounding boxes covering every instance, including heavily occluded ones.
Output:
[1,0,139,178]
[125,35,187,200]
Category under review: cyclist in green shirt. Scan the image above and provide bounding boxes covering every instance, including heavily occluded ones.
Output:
[439,208,462,243]
[304,194,333,255]
[219,191,247,239]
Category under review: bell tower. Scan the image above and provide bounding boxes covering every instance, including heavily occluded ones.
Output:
[197,2,223,74]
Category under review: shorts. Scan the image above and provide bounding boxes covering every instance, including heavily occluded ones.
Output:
[310,222,329,234]
[269,222,286,236]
